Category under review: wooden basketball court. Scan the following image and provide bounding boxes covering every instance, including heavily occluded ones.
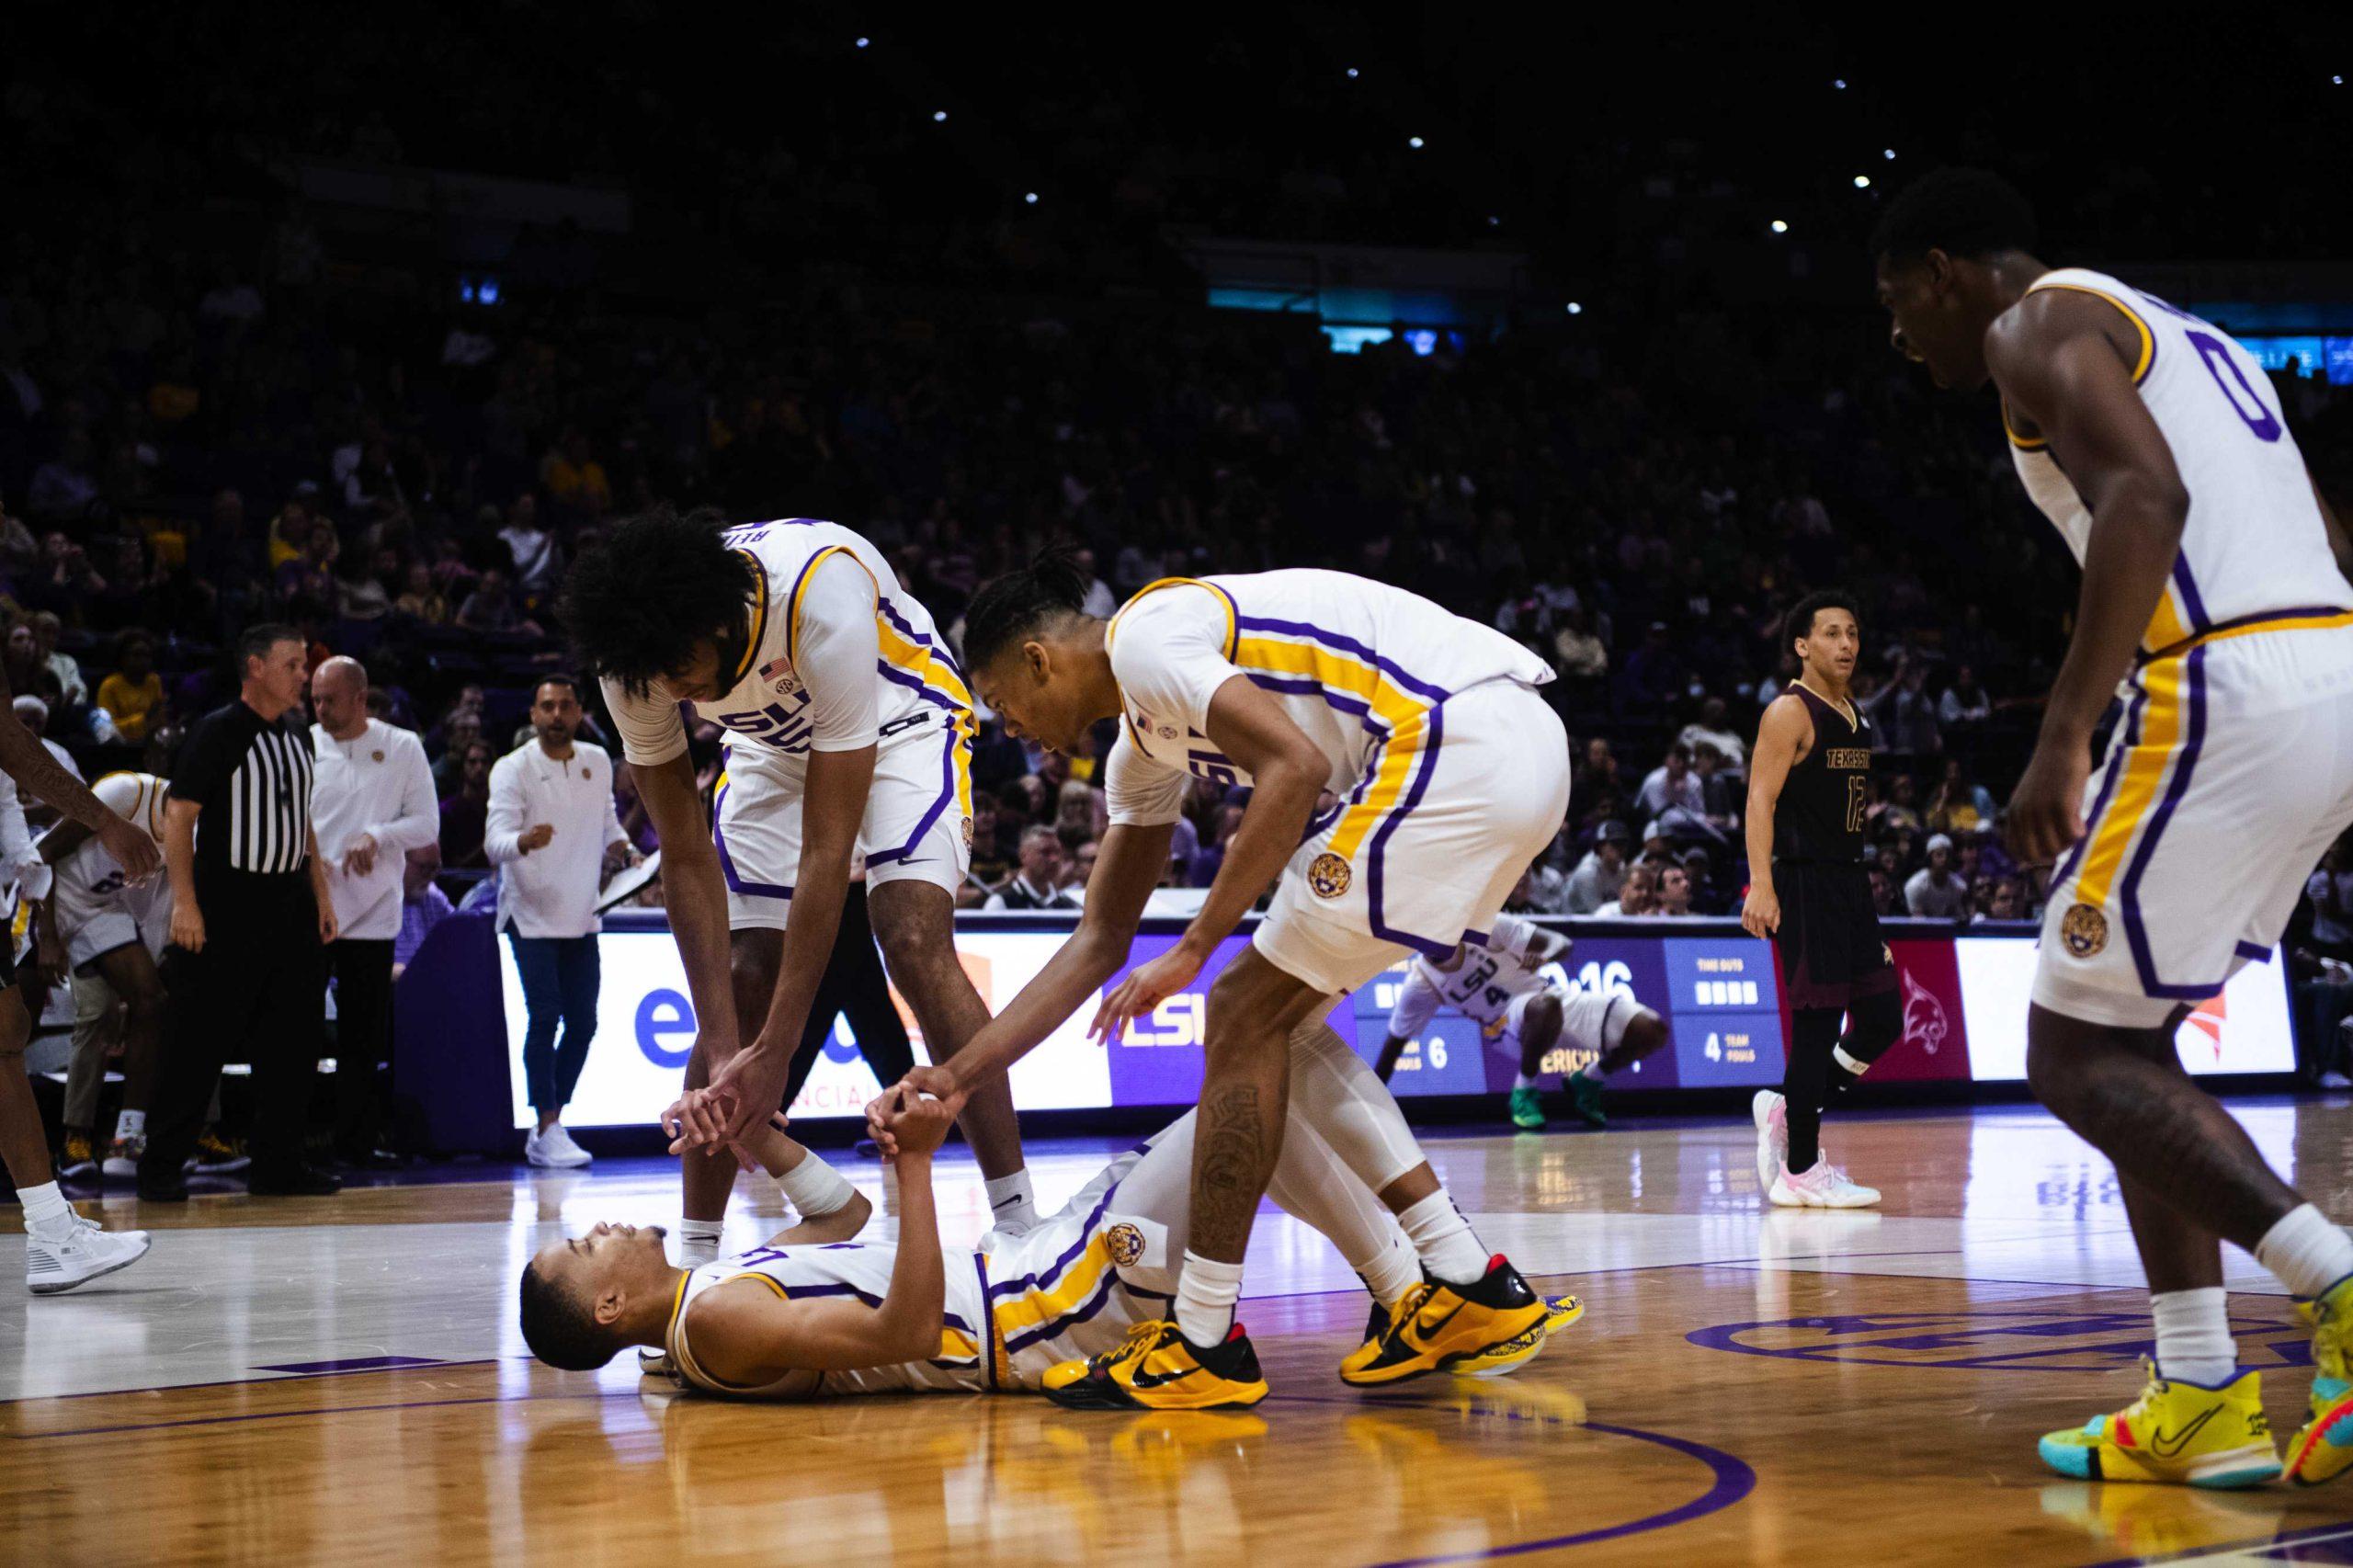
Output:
[10,1100,2353,1565]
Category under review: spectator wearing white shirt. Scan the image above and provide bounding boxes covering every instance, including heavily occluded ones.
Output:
[1904,834,1972,919]
[1634,744,1706,827]
[309,658,440,1165]
[485,676,635,1166]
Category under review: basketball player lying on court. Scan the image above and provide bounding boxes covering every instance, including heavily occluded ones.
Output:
[518,1084,1578,1403]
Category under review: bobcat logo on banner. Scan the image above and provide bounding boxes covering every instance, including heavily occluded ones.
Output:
[1899,969,1948,1057]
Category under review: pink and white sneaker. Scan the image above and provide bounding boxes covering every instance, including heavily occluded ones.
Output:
[1751,1091,1787,1196]
[1768,1159,1881,1209]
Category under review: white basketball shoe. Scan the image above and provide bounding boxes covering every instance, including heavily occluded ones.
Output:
[1752,1091,1787,1196]
[1768,1159,1881,1209]
[27,1213,153,1294]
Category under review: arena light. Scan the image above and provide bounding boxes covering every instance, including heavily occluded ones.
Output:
[855,36,869,48]
[1853,176,1870,188]
[1025,192,1039,204]
[1565,301,1583,314]
[932,110,948,123]
[1347,66,1359,79]
[1771,220,1789,234]
[1487,215,1500,226]
[1408,136,1425,149]
[1833,77,1847,89]
[1883,147,1896,159]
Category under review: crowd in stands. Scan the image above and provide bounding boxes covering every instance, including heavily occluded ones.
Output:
[7,17,2353,1114]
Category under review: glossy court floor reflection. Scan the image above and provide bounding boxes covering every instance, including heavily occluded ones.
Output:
[13,1100,2353,1564]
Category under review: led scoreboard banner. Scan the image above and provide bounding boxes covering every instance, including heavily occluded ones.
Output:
[498,915,2295,1129]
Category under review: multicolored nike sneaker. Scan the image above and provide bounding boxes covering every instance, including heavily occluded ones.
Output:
[1339,1256,1550,1387]
[1564,1071,1608,1128]
[1450,1291,1586,1379]
[1040,1320,1268,1411]
[2287,1274,2353,1485]
[2039,1359,2281,1488]
[1507,1085,1546,1131]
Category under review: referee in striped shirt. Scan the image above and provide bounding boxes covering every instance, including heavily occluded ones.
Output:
[138,625,344,1199]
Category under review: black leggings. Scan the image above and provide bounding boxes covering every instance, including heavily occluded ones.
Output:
[1781,987,1902,1172]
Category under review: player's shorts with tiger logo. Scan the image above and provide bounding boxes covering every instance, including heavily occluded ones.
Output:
[1256,678,1570,998]
[2038,622,2353,1028]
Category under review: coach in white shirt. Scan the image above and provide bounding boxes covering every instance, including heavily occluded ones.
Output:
[309,657,439,1165]
[485,676,635,1167]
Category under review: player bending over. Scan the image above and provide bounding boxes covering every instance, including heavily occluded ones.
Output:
[1875,167,2353,1487]
[563,507,1036,1278]
[523,1085,1577,1403]
[1375,916,1665,1131]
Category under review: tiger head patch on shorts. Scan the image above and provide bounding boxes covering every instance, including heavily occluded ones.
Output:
[1103,1221,1146,1267]
[1307,852,1353,900]
[2061,903,2109,958]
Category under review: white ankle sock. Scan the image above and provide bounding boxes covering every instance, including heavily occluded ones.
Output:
[114,1108,145,1141]
[1357,1232,1421,1310]
[2256,1204,2353,1300]
[677,1219,724,1267]
[984,1170,1037,1233]
[1174,1250,1245,1346]
[19,1181,73,1236]
[1512,1072,1538,1091]
[1396,1191,1488,1285]
[2151,1287,2237,1386]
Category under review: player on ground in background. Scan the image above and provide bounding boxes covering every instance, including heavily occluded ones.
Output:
[0,663,159,1291]
[845,551,1569,1409]
[562,507,1034,1272]
[1873,167,2353,1487]
[1375,916,1666,1131]
[40,772,169,1182]
[1742,591,1900,1209]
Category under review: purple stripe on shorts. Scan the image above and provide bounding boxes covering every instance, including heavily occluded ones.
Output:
[867,714,967,868]
[2121,643,2219,999]
[713,781,793,900]
[1003,1268,1122,1353]
[2234,940,2273,965]
[1367,702,1458,960]
[2053,687,2147,890]
[986,1181,1120,1299]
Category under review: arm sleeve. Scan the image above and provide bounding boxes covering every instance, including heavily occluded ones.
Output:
[1386,967,1442,1039]
[793,552,882,753]
[375,734,445,853]
[600,674,690,768]
[166,713,233,805]
[1104,732,1188,828]
[1106,585,1244,739]
[483,755,526,866]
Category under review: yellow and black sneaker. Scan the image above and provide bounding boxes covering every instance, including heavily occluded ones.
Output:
[1450,1292,1586,1379]
[188,1130,250,1174]
[1040,1320,1269,1411]
[1339,1256,1551,1386]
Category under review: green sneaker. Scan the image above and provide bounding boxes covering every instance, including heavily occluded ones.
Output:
[1565,1071,1607,1128]
[1507,1085,1546,1131]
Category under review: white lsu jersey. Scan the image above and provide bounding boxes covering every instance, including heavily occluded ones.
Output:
[50,772,169,940]
[1388,915,1559,1039]
[665,1151,1165,1400]
[601,517,973,777]
[1102,570,1554,831]
[2005,268,2353,663]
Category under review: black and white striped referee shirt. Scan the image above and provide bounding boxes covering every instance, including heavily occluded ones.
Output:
[169,699,316,905]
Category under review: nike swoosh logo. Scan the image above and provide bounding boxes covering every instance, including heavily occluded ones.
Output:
[1412,1299,1469,1344]
[2150,1405,2222,1458]
[992,1195,1023,1210]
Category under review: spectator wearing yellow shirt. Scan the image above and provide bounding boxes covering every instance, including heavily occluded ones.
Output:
[96,634,164,744]
[539,427,609,512]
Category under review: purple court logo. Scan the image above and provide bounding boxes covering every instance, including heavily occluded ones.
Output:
[1688,1310,2307,1374]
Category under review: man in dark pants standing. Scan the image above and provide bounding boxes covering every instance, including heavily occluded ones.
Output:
[309,656,439,1166]
[139,625,344,1200]
[775,877,916,1114]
